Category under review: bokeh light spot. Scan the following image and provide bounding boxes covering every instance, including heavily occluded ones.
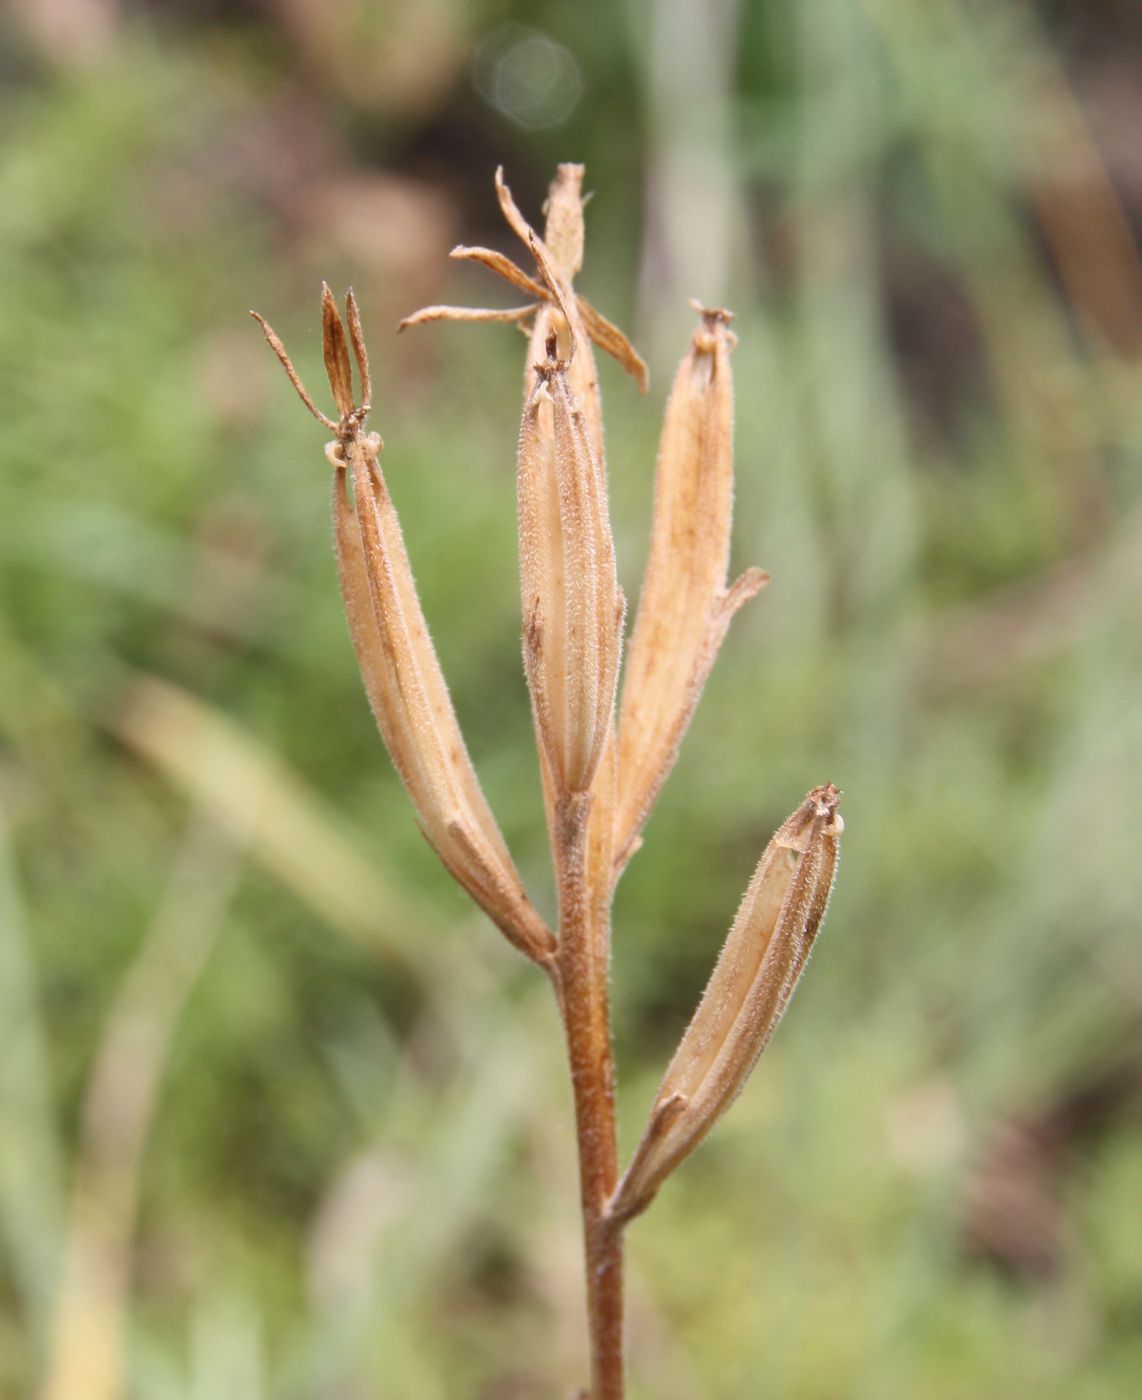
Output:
[473,25,583,130]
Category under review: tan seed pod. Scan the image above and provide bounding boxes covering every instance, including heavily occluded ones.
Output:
[401,165,635,963]
[518,328,622,798]
[616,305,769,877]
[609,785,843,1223]
[254,290,555,967]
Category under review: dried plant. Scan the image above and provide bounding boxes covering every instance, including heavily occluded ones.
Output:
[254,163,843,1400]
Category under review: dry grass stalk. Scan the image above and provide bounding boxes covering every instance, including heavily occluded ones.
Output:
[255,163,843,1400]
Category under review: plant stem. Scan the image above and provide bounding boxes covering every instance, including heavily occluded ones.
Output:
[554,793,625,1400]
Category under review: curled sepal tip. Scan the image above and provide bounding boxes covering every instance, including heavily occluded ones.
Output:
[608,785,843,1225]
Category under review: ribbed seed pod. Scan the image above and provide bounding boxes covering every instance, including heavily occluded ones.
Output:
[333,451,553,963]
[255,288,554,967]
[609,785,843,1223]
[518,331,622,799]
[616,306,768,876]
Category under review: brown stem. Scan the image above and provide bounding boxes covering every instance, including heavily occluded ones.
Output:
[554,793,625,1399]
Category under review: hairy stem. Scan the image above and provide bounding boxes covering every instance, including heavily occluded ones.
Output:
[554,793,624,1399]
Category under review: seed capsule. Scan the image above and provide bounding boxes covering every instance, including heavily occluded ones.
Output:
[609,785,843,1223]
[518,328,622,798]
[255,290,555,967]
[616,305,768,876]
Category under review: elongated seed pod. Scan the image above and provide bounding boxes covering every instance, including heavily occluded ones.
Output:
[332,440,555,965]
[518,342,622,797]
[255,288,554,967]
[504,169,621,1037]
[615,307,768,875]
[609,785,843,1223]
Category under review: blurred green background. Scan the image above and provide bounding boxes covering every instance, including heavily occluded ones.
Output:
[2,0,1141,1396]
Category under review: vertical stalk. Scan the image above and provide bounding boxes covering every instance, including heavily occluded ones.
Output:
[554,793,624,1400]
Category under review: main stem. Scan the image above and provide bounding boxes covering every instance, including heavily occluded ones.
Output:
[554,794,625,1400]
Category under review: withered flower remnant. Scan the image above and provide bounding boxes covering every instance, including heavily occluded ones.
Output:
[256,165,844,1400]
[400,163,649,419]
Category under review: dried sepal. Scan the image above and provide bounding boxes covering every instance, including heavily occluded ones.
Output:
[506,167,646,457]
[250,309,337,431]
[578,296,650,393]
[400,164,647,394]
[615,306,768,877]
[322,281,355,420]
[255,291,555,967]
[608,785,843,1224]
[344,286,371,412]
[449,244,547,299]
[518,333,623,797]
[493,163,536,250]
[398,303,539,331]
